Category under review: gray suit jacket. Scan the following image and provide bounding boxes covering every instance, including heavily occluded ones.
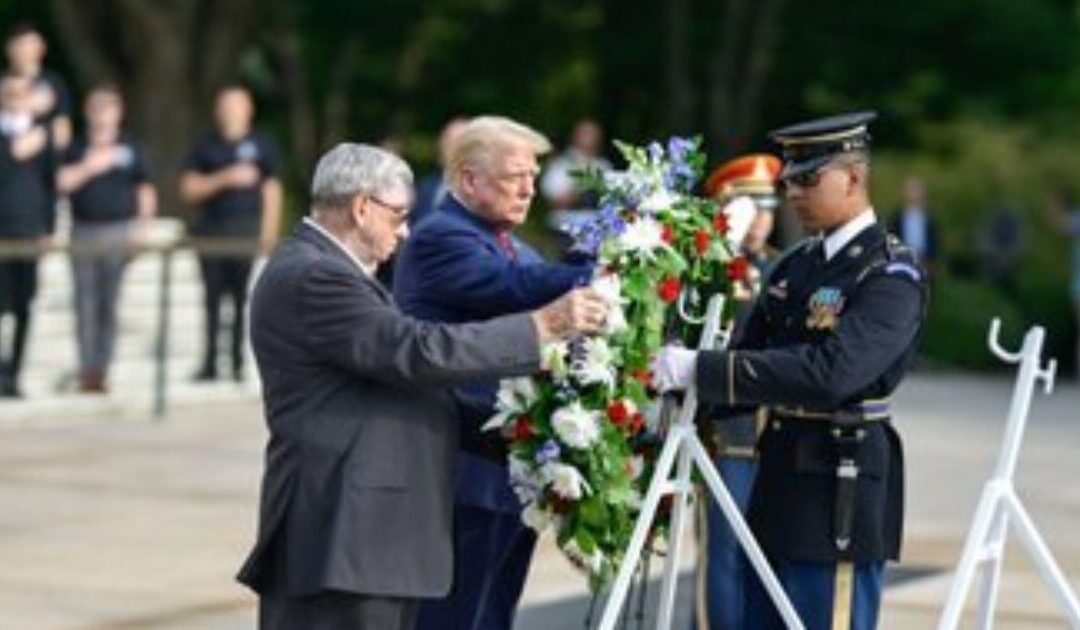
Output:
[237,222,540,599]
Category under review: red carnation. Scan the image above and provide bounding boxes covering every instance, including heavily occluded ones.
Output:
[713,213,730,234]
[607,400,630,426]
[727,256,750,282]
[661,224,675,244]
[694,229,711,255]
[513,416,534,441]
[631,368,652,386]
[658,276,681,303]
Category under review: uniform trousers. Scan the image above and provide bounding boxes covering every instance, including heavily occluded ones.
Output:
[744,559,883,630]
[70,221,130,378]
[197,254,253,375]
[695,456,757,630]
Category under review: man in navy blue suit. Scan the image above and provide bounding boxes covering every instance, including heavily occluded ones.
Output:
[394,116,595,630]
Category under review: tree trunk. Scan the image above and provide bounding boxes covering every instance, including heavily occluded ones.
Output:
[707,0,784,155]
[665,0,694,133]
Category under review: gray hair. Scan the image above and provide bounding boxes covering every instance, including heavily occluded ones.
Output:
[310,143,413,210]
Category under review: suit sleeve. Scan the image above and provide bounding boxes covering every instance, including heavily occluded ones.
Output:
[408,225,593,317]
[696,272,923,408]
[301,258,541,387]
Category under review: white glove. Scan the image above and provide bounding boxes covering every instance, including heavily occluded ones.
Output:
[650,346,698,393]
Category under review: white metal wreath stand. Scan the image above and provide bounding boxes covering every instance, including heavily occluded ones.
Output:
[937,318,1080,629]
[597,295,805,630]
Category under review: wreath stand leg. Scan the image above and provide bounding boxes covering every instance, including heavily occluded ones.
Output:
[597,295,805,630]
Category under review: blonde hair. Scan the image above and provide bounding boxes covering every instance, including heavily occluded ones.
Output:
[446,115,551,194]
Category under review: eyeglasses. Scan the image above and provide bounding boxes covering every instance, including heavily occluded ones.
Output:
[368,196,410,223]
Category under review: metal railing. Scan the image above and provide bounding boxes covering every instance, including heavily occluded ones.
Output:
[0,236,262,420]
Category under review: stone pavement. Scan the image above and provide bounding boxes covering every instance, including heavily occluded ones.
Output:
[0,370,1078,629]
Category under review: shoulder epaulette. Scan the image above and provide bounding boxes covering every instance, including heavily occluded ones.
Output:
[856,232,922,284]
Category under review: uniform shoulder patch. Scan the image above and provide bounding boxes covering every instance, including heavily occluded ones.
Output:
[883,261,922,282]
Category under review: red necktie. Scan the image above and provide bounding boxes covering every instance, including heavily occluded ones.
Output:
[496,231,517,262]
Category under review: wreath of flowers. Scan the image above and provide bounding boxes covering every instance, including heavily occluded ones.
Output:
[484,137,756,590]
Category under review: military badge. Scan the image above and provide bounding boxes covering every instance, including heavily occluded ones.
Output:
[767,278,789,300]
[806,287,845,330]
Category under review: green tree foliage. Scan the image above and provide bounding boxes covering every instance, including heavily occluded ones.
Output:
[7,0,1080,370]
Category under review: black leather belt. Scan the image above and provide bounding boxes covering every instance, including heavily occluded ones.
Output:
[770,399,891,422]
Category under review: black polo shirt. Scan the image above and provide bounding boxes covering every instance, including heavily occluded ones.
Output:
[183,130,280,237]
[30,69,72,126]
[0,126,54,238]
[63,135,151,223]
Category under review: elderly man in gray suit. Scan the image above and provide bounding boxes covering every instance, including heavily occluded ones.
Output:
[237,143,607,630]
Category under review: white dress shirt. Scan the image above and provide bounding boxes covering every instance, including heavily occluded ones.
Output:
[303,216,376,277]
[823,208,877,261]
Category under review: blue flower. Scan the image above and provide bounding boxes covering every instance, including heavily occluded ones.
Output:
[667,136,695,162]
[535,439,562,464]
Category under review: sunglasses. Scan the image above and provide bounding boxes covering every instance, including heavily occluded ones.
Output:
[784,169,827,189]
[783,158,864,189]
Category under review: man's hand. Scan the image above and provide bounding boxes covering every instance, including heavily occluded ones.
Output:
[28,85,56,116]
[83,146,118,176]
[650,345,698,392]
[532,287,609,342]
[223,163,261,188]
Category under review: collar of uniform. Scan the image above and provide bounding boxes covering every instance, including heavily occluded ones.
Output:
[301,217,376,277]
[824,208,877,261]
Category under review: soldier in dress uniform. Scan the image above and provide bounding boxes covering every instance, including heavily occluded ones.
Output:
[695,153,782,630]
[654,111,927,630]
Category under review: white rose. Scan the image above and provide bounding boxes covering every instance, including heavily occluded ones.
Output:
[551,401,601,449]
[590,274,629,334]
[638,188,680,213]
[570,337,616,390]
[483,377,539,431]
[544,462,591,500]
[618,216,665,256]
[521,502,554,533]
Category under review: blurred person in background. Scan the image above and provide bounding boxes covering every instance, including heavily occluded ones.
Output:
[888,176,940,277]
[180,84,282,383]
[540,117,612,249]
[376,116,468,288]
[4,22,71,150]
[412,116,469,226]
[0,74,54,397]
[394,116,595,630]
[694,153,781,630]
[57,84,156,394]
[976,202,1024,296]
[1049,188,1080,380]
